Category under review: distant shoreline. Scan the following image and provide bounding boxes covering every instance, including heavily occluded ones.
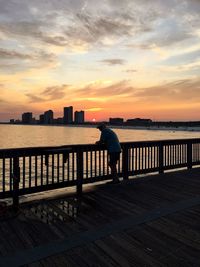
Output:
[111,125,200,132]
[1,122,200,132]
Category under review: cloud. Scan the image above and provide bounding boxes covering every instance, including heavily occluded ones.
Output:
[74,77,200,109]
[1,48,56,63]
[0,0,160,51]
[64,12,134,45]
[124,1,200,52]
[0,98,6,103]
[0,48,33,59]
[134,78,200,103]
[100,59,126,65]
[0,96,29,113]
[162,49,200,66]
[26,84,69,103]
[1,0,200,58]
[25,94,45,103]
[0,48,57,72]
[41,85,69,100]
[130,23,194,50]
[75,80,134,99]
[85,107,103,112]
[125,69,137,73]
[0,20,71,47]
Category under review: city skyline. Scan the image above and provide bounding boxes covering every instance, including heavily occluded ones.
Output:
[18,106,85,124]
[0,0,200,122]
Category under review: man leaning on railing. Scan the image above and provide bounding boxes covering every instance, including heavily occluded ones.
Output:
[96,123,121,184]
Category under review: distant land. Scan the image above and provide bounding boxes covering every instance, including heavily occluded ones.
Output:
[1,118,200,132]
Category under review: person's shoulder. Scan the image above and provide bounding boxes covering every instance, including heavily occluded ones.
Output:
[102,127,109,132]
[104,128,113,134]
[101,128,110,135]
[107,128,115,133]
[105,127,112,131]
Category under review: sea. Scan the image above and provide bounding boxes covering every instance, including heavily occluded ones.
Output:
[0,124,199,149]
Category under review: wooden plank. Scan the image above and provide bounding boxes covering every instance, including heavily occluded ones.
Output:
[147,213,200,250]
[1,168,200,267]
[126,224,183,259]
[104,232,161,266]
[95,238,131,267]
[27,261,44,267]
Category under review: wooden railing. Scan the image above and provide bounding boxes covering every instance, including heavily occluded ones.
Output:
[0,139,200,206]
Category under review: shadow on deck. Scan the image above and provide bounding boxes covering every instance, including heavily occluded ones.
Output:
[0,168,200,267]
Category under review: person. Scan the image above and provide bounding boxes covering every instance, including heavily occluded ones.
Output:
[96,123,121,184]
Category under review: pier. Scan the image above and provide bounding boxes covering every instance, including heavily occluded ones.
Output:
[0,138,200,266]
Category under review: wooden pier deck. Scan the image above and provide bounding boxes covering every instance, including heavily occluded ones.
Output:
[0,168,200,267]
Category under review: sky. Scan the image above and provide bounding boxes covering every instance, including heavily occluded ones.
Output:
[0,0,200,122]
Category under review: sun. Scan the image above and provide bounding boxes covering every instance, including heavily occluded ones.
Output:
[92,118,96,122]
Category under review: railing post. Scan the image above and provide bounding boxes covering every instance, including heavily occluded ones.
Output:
[187,141,192,170]
[159,143,164,174]
[76,150,83,197]
[122,146,129,180]
[13,157,20,211]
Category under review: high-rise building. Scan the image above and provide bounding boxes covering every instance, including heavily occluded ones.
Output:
[74,111,85,124]
[44,110,53,124]
[22,112,33,124]
[63,106,73,124]
[39,114,44,124]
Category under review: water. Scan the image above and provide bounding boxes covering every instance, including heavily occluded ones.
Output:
[0,124,199,149]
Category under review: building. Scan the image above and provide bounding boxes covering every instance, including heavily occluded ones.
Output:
[44,110,53,124]
[54,117,63,124]
[63,106,73,124]
[109,118,124,125]
[39,114,44,124]
[74,111,85,124]
[126,118,152,126]
[22,112,33,124]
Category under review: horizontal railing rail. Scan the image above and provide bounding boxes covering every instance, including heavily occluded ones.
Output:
[0,138,200,207]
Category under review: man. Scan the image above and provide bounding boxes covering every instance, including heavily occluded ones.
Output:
[96,123,121,184]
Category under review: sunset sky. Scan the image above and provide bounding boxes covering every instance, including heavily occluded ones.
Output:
[0,0,200,122]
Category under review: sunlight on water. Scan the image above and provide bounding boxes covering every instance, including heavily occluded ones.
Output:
[0,124,199,149]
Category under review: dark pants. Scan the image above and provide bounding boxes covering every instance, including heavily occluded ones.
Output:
[108,152,120,165]
[108,152,120,181]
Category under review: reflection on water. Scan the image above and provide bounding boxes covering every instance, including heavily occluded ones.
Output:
[0,124,200,149]
[24,198,79,224]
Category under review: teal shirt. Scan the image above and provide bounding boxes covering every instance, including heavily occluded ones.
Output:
[100,128,121,153]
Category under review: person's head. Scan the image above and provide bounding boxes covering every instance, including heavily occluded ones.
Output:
[97,123,106,131]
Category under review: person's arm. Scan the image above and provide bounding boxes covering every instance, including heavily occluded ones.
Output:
[95,132,105,144]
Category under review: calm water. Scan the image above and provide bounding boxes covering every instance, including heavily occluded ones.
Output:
[0,124,199,149]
